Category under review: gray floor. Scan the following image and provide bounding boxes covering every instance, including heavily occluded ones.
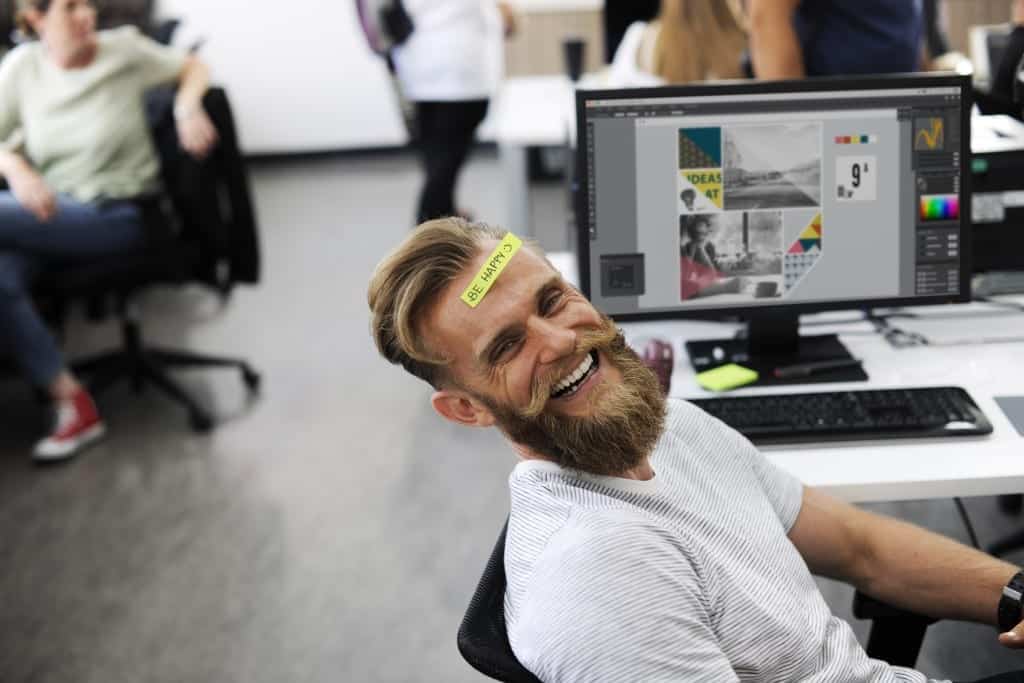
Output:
[1,148,1023,682]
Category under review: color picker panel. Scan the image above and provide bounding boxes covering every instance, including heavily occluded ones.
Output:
[919,194,960,221]
[834,135,878,144]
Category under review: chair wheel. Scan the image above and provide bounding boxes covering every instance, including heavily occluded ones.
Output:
[190,411,214,433]
[242,368,261,392]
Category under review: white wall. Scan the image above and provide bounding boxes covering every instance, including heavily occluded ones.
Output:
[155,1,594,154]
[156,0,410,154]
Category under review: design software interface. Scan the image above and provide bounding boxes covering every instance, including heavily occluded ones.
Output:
[581,84,965,317]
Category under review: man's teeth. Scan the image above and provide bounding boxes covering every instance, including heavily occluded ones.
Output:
[551,352,595,397]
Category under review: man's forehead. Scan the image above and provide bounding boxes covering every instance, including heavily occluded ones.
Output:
[429,241,557,351]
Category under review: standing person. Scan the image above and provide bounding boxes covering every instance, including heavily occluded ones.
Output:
[0,0,218,461]
[749,0,924,79]
[609,0,747,86]
[392,0,515,225]
[988,0,1024,115]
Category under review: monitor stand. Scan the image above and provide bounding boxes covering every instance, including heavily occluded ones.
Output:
[685,314,868,387]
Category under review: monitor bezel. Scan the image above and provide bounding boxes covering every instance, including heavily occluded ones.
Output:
[574,73,973,323]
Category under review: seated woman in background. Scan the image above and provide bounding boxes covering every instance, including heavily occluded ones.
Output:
[609,0,748,86]
[0,0,218,462]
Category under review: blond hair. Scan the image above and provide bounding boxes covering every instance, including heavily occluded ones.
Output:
[652,0,747,84]
[368,217,519,388]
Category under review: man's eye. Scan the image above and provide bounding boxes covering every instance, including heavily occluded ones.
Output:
[542,291,563,314]
[495,338,520,361]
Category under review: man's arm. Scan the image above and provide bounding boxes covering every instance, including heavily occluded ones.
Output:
[788,486,1018,634]
[748,0,805,79]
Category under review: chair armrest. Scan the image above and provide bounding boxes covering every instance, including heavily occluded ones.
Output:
[852,590,937,625]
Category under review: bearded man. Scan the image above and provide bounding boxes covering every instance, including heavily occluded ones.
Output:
[368,217,1024,683]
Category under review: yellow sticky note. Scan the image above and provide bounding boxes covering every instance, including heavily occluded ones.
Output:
[696,364,759,392]
[461,233,523,308]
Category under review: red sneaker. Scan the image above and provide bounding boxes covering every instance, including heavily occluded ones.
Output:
[33,388,106,462]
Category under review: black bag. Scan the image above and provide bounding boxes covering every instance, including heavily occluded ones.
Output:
[355,0,414,57]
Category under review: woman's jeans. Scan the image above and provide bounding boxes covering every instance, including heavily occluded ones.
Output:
[0,192,145,388]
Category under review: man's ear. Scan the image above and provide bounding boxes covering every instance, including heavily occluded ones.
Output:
[431,389,497,428]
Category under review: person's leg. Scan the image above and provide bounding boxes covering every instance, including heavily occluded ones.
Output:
[0,194,145,263]
[0,250,61,390]
[415,101,452,224]
[419,98,487,223]
[414,99,489,224]
[443,99,489,219]
[0,193,145,460]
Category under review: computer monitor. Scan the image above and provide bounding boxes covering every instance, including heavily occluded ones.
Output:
[575,74,971,384]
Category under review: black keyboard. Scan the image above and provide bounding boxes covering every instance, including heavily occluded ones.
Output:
[690,386,993,445]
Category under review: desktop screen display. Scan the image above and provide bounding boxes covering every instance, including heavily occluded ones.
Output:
[577,76,970,320]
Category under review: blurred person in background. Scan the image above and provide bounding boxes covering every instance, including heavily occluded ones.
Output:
[392,0,515,225]
[609,0,747,86]
[749,0,924,79]
[985,0,1024,116]
[0,0,217,461]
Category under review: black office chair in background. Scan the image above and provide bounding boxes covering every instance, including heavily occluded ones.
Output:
[459,521,937,682]
[34,86,262,432]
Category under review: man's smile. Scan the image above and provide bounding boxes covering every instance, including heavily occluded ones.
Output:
[550,350,600,400]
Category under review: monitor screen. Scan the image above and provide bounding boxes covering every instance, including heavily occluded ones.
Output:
[576,75,971,322]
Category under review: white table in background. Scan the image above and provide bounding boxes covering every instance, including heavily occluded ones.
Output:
[490,75,577,237]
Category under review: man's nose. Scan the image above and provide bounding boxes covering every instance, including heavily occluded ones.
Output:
[529,316,576,365]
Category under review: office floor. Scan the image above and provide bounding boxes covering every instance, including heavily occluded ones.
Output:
[0,148,1022,682]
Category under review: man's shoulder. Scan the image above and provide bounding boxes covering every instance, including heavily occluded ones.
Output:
[513,506,684,585]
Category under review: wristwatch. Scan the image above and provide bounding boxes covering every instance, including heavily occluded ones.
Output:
[998,570,1024,632]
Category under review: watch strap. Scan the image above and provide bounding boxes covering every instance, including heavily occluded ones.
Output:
[998,570,1024,632]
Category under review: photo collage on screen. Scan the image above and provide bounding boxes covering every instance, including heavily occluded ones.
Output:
[677,124,823,303]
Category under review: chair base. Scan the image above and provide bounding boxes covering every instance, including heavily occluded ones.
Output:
[71,319,260,432]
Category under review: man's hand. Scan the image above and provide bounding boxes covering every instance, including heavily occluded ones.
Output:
[9,166,57,222]
[176,107,219,161]
[1015,0,1024,26]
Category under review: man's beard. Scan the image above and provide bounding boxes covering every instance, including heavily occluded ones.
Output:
[477,318,667,477]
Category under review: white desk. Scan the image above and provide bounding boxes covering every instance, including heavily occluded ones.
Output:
[547,253,1024,505]
[491,75,577,237]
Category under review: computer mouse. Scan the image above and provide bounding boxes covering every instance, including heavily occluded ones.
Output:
[640,338,674,396]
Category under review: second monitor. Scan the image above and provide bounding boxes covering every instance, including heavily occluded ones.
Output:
[576,74,971,385]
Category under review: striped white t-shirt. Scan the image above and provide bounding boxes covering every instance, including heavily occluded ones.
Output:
[504,399,945,683]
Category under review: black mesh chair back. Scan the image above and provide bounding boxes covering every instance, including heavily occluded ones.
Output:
[457,522,542,683]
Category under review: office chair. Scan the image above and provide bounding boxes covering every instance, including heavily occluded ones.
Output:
[459,521,936,681]
[34,86,261,432]
[457,521,542,683]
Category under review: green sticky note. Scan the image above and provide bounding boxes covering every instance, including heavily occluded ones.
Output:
[696,364,759,392]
